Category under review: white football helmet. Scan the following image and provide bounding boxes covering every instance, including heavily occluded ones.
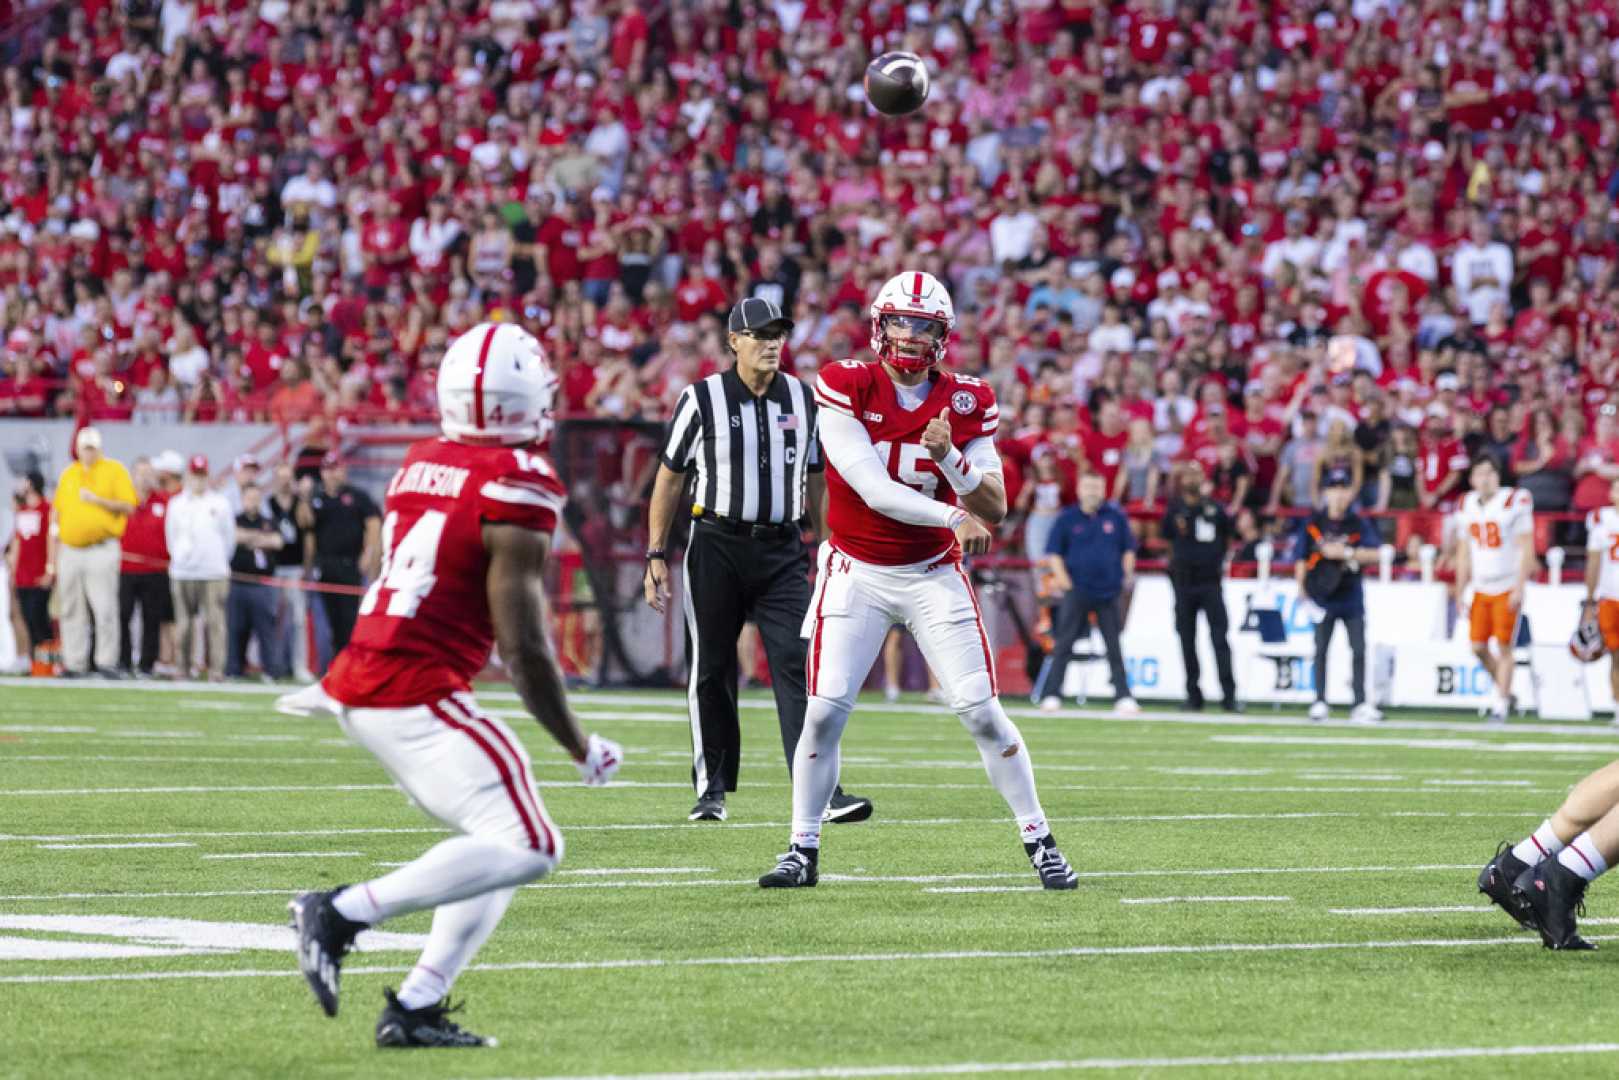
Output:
[437,321,557,446]
[869,270,956,372]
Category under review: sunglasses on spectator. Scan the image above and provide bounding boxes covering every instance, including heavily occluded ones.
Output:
[881,314,946,340]
[741,327,788,342]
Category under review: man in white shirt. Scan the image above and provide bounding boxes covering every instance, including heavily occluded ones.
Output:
[165,455,237,680]
[1451,217,1514,325]
[988,193,1041,266]
[1261,210,1324,280]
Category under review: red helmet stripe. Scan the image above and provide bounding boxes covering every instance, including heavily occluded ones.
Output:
[911,272,923,301]
[473,323,499,427]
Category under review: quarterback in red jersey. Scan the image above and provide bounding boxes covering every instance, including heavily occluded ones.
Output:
[276,322,622,1049]
[758,270,1077,891]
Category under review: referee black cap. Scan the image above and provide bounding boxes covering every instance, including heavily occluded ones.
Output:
[728,297,794,334]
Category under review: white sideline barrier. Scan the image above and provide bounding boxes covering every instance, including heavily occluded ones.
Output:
[1057,575,1614,717]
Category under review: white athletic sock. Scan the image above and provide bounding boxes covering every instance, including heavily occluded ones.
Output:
[333,835,556,923]
[1510,820,1565,867]
[1557,835,1610,882]
[395,886,516,1010]
[958,699,1049,841]
[789,697,850,850]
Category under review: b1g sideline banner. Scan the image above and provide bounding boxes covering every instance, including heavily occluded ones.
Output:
[1058,575,1614,717]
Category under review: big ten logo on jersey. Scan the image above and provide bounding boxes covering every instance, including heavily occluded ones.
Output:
[1435,662,1495,696]
[1270,655,1316,692]
[871,440,940,499]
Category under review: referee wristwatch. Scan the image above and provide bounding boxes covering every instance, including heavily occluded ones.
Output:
[645,549,667,563]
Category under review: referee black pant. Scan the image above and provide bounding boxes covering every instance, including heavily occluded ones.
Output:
[1172,578,1236,705]
[682,520,809,798]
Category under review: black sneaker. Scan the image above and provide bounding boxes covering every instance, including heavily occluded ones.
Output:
[824,788,874,824]
[1515,859,1597,951]
[758,845,818,888]
[1477,842,1534,930]
[688,794,726,821]
[288,888,366,1016]
[1181,697,1205,713]
[1222,697,1242,713]
[1025,836,1078,890]
[376,989,493,1048]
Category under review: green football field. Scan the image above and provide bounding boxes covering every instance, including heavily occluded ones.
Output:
[2,681,1618,1080]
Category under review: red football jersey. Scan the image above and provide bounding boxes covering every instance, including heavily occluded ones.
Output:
[814,360,999,566]
[323,437,566,709]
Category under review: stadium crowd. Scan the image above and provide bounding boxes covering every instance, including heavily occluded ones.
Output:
[4,0,1619,562]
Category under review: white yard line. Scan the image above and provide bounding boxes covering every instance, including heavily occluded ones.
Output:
[1213,734,1619,755]
[923,887,1046,894]
[199,851,365,860]
[470,1043,1619,1079]
[3,935,1612,986]
[0,784,396,797]
[1119,896,1291,906]
[36,842,197,851]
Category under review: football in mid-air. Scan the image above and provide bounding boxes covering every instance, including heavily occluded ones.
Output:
[864,51,930,116]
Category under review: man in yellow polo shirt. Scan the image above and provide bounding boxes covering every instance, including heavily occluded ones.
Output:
[50,427,137,677]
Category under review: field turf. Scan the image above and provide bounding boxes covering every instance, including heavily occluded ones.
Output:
[2,680,1617,1079]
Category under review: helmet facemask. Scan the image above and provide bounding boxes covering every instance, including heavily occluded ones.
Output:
[873,312,948,372]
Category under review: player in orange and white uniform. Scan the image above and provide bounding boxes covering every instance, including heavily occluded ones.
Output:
[1453,456,1536,723]
[755,270,1077,891]
[1583,476,1619,715]
[277,323,623,1048]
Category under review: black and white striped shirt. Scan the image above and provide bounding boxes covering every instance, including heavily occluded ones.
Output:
[660,369,822,524]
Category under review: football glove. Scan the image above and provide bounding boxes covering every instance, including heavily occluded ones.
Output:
[575,733,623,786]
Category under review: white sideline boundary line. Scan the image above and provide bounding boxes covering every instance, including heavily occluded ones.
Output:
[0,863,1494,903]
[9,676,1619,736]
[36,841,197,850]
[4,934,1613,986]
[200,851,364,860]
[473,1042,1619,1079]
[0,784,397,797]
[1120,896,1291,906]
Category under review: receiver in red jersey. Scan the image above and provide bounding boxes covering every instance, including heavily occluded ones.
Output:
[813,358,999,565]
[322,437,566,708]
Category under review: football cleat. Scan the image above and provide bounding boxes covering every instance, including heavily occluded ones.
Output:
[688,795,726,822]
[1309,700,1330,722]
[376,989,494,1048]
[1476,842,1535,930]
[824,789,874,824]
[1026,837,1079,890]
[758,846,818,888]
[288,888,366,1017]
[1514,860,1597,951]
[1349,702,1383,725]
[1113,697,1140,716]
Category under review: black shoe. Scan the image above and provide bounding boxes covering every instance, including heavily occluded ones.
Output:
[288,888,366,1016]
[758,845,818,888]
[376,989,493,1048]
[1477,842,1535,930]
[823,788,873,824]
[1181,697,1205,712]
[1222,697,1242,713]
[688,794,726,822]
[1025,836,1078,890]
[1515,859,1597,951]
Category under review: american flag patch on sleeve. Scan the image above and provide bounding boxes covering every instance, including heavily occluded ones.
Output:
[776,414,799,429]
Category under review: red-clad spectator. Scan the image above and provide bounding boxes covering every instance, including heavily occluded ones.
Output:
[6,469,52,663]
[1082,396,1129,492]
[118,457,172,674]
[1572,407,1619,512]
[1417,407,1473,512]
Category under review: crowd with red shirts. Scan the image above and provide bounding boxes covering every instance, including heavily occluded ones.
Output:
[3,0,1619,563]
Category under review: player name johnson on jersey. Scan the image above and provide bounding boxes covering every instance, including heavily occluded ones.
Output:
[323,437,566,709]
[1588,506,1619,602]
[813,359,998,565]
[1458,486,1533,594]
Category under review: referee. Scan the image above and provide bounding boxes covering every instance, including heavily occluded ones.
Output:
[1161,461,1238,712]
[644,297,871,825]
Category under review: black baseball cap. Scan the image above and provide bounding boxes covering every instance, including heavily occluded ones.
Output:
[728,297,794,334]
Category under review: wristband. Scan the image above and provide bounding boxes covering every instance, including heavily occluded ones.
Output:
[645,550,667,562]
[937,447,983,495]
[945,508,969,530]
